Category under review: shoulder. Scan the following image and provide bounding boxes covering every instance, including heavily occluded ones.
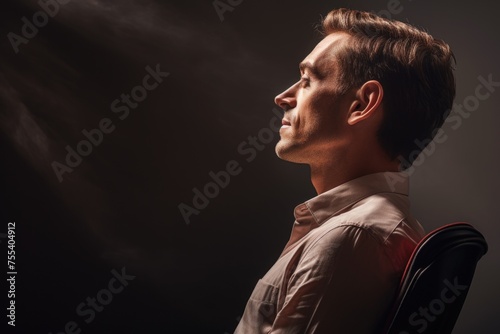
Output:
[305,194,425,271]
[332,192,425,245]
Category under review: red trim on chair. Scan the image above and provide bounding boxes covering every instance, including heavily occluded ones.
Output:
[398,222,472,286]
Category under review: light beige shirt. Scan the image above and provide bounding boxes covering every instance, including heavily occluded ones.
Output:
[234,172,425,334]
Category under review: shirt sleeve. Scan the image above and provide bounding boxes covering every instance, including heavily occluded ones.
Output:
[268,224,400,334]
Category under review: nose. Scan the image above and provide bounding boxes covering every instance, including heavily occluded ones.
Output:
[274,84,297,111]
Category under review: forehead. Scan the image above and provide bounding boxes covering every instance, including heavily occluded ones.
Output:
[300,32,351,75]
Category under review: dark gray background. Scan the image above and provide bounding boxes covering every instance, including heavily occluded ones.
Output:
[0,0,498,333]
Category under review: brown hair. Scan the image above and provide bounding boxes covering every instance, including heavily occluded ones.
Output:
[321,8,456,168]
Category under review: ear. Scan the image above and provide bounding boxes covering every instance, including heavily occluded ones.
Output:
[347,80,384,125]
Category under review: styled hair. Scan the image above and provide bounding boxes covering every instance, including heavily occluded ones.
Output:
[321,8,456,168]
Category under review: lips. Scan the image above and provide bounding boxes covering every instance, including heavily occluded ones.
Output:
[282,119,291,127]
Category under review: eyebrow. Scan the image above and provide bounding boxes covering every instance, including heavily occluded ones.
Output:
[299,61,324,79]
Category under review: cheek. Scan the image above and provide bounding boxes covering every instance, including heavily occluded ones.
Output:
[301,91,337,126]
[303,95,346,140]
[295,84,344,129]
[294,110,324,142]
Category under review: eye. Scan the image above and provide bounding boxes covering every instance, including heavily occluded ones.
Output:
[300,76,310,88]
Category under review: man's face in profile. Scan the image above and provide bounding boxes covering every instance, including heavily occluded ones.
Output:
[274,32,354,165]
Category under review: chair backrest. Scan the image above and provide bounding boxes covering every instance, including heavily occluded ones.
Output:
[383,222,488,334]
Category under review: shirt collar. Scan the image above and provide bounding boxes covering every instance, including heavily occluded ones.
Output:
[280,172,409,258]
[294,171,409,227]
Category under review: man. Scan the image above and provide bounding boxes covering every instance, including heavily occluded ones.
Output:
[235,8,456,334]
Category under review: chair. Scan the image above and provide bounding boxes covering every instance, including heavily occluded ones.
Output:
[383,222,488,334]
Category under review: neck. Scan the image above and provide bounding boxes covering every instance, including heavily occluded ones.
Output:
[309,148,400,194]
[309,161,360,194]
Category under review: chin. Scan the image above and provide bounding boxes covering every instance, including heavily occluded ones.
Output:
[275,141,305,163]
[275,142,288,159]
